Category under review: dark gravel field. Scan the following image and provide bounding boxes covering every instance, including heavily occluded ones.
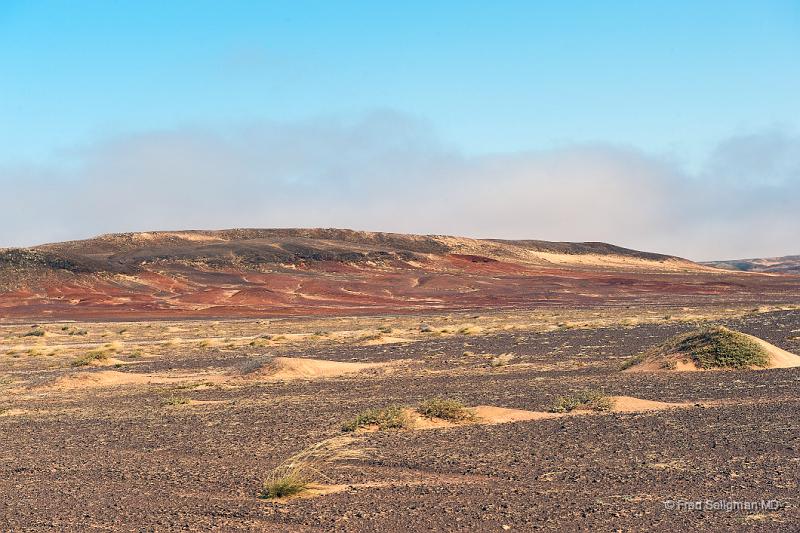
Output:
[2,310,800,531]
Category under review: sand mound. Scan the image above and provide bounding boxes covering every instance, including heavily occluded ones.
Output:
[361,336,412,346]
[243,357,391,381]
[608,396,685,412]
[624,326,800,372]
[45,370,220,391]
[471,405,560,423]
[48,370,157,390]
[402,398,686,430]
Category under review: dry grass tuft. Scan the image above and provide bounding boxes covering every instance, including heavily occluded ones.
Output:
[260,436,365,500]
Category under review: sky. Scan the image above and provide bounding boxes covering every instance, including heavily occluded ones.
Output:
[1,1,798,260]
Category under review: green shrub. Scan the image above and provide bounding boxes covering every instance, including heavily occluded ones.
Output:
[342,405,409,432]
[550,389,614,413]
[71,349,110,367]
[417,398,476,422]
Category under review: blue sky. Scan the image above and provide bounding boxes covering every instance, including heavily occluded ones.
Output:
[1,1,799,258]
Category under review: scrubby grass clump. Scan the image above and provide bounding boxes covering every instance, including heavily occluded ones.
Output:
[619,353,646,370]
[550,389,614,413]
[162,395,190,406]
[341,404,409,432]
[260,437,363,500]
[70,349,110,367]
[670,326,769,369]
[417,398,476,422]
[237,356,276,375]
[626,326,771,370]
[261,468,309,499]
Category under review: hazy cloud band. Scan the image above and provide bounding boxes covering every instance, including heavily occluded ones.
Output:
[1,112,798,261]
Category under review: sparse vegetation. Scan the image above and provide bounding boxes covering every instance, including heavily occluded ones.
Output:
[670,326,769,368]
[550,389,615,413]
[70,345,118,367]
[627,326,772,370]
[620,353,646,370]
[22,329,45,337]
[162,395,190,406]
[417,398,476,422]
[341,404,410,432]
[238,356,275,375]
[488,353,515,367]
[259,437,363,500]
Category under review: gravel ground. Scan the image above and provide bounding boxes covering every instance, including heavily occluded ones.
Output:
[2,310,800,531]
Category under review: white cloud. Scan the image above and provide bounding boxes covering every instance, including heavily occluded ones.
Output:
[1,113,798,261]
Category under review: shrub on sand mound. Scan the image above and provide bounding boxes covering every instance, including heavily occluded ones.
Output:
[550,389,614,413]
[417,398,477,422]
[341,405,410,432]
[626,326,770,370]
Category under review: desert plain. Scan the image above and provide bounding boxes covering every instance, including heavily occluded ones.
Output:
[2,229,800,531]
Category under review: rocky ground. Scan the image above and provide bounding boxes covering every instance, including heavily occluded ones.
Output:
[1,309,800,531]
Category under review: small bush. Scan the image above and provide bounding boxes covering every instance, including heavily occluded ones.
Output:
[673,327,769,368]
[488,353,515,367]
[341,405,409,432]
[631,326,771,370]
[22,329,45,337]
[550,390,614,413]
[71,348,111,367]
[620,353,646,370]
[238,356,275,375]
[162,395,190,406]
[417,398,476,422]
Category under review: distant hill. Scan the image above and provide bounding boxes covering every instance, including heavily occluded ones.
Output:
[702,255,800,275]
[1,228,795,320]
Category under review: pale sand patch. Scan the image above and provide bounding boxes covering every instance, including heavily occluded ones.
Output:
[472,405,561,423]
[749,335,800,368]
[402,397,692,431]
[187,399,229,406]
[608,396,687,412]
[0,408,26,417]
[625,356,706,372]
[44,371,225,391]
[86,357,135,367]
[361,336,412,346]
[248,357,395,381]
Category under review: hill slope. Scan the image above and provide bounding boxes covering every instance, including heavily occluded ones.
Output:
[703,255,800,275]
[0,229,796,320]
